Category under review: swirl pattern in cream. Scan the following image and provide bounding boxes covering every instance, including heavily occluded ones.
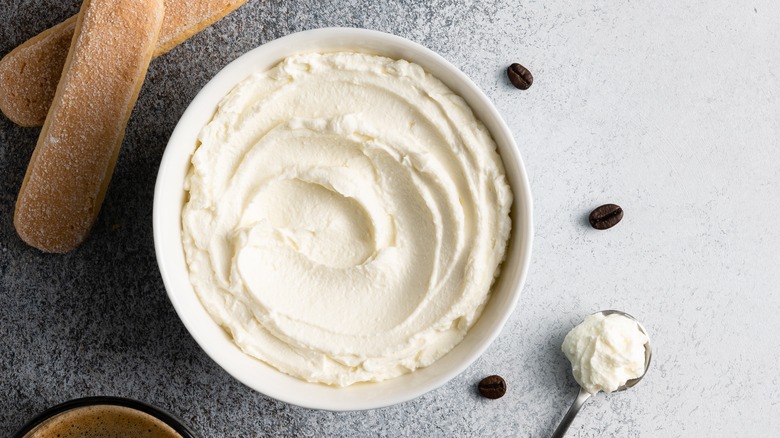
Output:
[182,52,512,386]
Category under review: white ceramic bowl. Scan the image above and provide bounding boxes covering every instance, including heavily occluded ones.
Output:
[153,28,533,411]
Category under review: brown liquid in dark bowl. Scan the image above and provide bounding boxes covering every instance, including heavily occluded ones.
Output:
[23,404,182,438]
[15,397,195,438]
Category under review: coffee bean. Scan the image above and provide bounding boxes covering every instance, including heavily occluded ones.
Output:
[507,63,533,90]
[478,375,507,399]
[589,204,624,230]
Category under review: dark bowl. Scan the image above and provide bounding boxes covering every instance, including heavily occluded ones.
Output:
[13,396,197,438]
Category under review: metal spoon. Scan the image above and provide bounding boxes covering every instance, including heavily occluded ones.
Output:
[551,310,652,438]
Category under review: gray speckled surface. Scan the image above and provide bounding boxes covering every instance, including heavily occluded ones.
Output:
[2,0,779,436]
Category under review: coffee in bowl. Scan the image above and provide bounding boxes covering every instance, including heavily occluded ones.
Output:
[15,397,194,438]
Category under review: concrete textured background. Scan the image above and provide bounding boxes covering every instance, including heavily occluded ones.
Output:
[1,0,779,436]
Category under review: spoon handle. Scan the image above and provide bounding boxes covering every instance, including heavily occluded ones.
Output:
[551,387,592,438]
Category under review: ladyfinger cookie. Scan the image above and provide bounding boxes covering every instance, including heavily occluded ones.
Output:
[0,0,247,127]
[14,0,165,253]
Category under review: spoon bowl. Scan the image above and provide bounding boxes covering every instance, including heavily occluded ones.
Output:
[551,309,652,438]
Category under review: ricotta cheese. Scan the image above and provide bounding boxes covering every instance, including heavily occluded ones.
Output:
[562,313,649,394]
[181,52,512,386]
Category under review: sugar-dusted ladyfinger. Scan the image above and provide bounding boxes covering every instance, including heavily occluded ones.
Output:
[14,0,165,252]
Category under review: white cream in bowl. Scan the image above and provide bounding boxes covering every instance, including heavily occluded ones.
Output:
[154,28,533,410]
[181,52,512,386]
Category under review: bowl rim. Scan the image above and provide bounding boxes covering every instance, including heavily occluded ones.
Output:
[153,27,533,411]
